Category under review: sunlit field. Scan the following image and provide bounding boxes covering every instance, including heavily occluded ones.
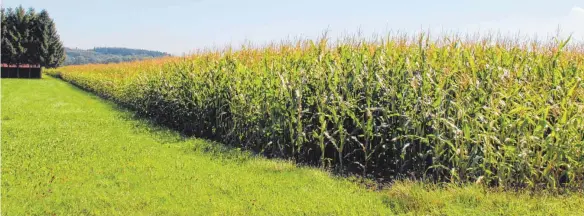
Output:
[47,34,584,191]
[2,76,583,215]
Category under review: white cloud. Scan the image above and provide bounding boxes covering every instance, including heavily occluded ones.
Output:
[571,6,584,15]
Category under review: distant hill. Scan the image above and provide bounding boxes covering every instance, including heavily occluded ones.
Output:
[64,47,171,65]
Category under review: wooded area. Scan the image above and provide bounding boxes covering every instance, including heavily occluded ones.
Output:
[63,47,171,65]
[1,6,65,69]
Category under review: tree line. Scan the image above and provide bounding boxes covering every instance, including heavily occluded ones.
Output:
[64,47,170,65]
[1,6,65,68]
[92,47,170,57]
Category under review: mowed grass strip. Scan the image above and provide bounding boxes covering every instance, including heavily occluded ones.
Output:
[0,77,391,215]
[2,77,584,215]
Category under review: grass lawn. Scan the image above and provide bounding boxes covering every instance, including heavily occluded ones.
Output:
[1,76,583,215]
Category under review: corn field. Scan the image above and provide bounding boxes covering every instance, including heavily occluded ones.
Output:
[46,34,584,190]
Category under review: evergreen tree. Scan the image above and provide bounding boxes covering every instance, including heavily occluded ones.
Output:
[5,6,33,70]
[3,7,26,67]
[41,10,65,68]
[24,7,41,65]
[47,35,65,68]
[1,8,17,65]
[1,6,65,68]
[36,10,51,66]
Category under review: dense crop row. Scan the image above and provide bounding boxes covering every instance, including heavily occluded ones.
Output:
[47,34,584,190]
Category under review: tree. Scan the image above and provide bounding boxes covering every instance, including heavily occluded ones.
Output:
[1,8,17,66]
[0,6,65,69]
[24,7,40,66]
[37,9,64,68]
[5,6,30,71]
[74,56,88,65]
[35,10,51,65]
[106,55,122,64]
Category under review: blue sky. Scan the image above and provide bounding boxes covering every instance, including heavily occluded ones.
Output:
[2,0,584,55]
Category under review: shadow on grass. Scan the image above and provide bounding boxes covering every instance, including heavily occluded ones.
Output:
[48,74,379,187]
[50,75,260,165]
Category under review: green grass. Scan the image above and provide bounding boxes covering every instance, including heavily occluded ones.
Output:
[2,77,584,215]
[1,77,390,215]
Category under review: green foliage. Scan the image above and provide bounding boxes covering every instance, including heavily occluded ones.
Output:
[1,8,16,64]
[0,6,64,68]
[47,34,584,191]
[381,181,584,215]
[3,6,30,65]
[39,9,65,68]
